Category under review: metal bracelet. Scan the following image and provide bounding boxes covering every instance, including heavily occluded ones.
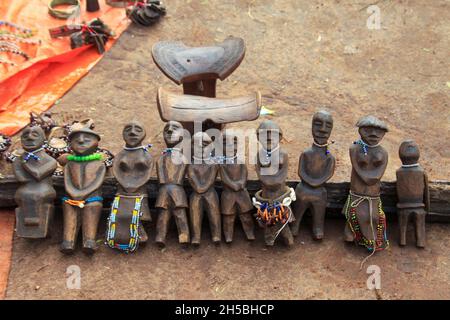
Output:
[48,0,81,20]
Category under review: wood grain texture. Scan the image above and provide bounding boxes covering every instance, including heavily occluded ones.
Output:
[151,37,246,84]
[0,176,449,221]
[157,87,262,123]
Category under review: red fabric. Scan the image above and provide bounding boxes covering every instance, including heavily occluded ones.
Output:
[0,0,130,135]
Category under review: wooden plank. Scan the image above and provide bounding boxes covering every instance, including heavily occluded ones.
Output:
[0,175,449,222]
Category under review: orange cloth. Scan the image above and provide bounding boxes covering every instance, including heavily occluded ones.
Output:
[0,0,130,135]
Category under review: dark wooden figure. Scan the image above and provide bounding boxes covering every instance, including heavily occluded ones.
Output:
[187,132,221,245]
[396,140,429,248]
[109,121,153,250]
[219,133,255,243]
[343,116,389,251]
[13,126,57,238]
[255,120,295,247]
[292,111,335,240]
[60,123,106,255]
[155,121,190,247]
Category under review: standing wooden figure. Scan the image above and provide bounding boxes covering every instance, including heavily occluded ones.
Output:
[60,122,106,254]
[155,121,190,247]
[107,121,153,252]
[13,126,57,238]
[254,120,296,247]
[292,111,335,240]
[343,116,389,252]
[219,133,255,243]
[396,140,429,248]
[187,132,221,245]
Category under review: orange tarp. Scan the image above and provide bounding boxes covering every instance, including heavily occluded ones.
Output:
[0,0,130,136]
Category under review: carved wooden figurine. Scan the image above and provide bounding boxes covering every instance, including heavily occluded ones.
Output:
[254,120,296,247]
[219,133,255,243]
[60,122,106,254]
[107,121,153,252]
[292,111,335,240]
[396,140,429,248]
[187,132,221,245]
[13,126,57,238]
[343,116,389,252]
[155,121,190,247]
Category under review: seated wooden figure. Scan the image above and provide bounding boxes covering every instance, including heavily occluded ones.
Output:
[292,111,335,240]
[106,121,153,252]
[396,140,429,248]
[155,121,190,247]
[343,115,389,252]
[254,120,296,247]
[219,133,255,243]
[60,122,106,254]
[13,126,57,238]
[187,131,221,245]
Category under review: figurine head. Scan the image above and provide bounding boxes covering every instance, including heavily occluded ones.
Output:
[312,110,333,145]
[257,120,283,151]
[192,131,213,160]
[68,121,100,156]
[399,140,420,165]
[163,121,184,147]
[222,132,238,158]
[21,126,46,152]
[123,121,146,148]
[356,115,388,146]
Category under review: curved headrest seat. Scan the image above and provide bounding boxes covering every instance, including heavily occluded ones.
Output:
[152,37,246,84]
[156,87,261,124]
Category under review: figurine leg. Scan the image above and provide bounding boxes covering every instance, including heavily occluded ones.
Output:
[222,209,236,243]
[189,194,204,245]
[344,223,354,242]
[398,209,409,246]
[414,210,426,248]
[155,209,171,247]
[206,192,221,244]
[173,208,190,244]
[81,202,102,255]
[291,199,308,237]
[311,201,327,240]
[61,203,80,254]
[281,225,294,247]
[239,211,255,241]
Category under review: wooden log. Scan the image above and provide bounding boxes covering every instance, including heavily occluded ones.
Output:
[0,175,449,222]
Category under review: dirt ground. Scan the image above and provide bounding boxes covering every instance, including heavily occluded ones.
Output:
[3,0,450,299]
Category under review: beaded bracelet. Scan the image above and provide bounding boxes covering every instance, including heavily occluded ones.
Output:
[0,35,41,45]
[0,47,30,60]
[0,21,34,36]
[48,0,81,20]
[0,58,17,66]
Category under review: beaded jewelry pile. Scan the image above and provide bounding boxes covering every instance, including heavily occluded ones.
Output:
[0,21,39,66]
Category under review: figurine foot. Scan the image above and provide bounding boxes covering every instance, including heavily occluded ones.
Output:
[82,239,98,255]
[313,231,324,241]
[60,241,75,255]
[156,240,166,249]
[139,225,148,243]
[416,240,425,249]
[178,233,189,244]
[212,236,221,245]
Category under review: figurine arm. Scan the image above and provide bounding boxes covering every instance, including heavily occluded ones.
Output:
[301,156,336,187]
[156,157,167,183]
[424,171,430,213]
[219,166,241,192]
[350,147,387,186]
[187,165,210,194]
[12,160,28,182]
[23,158,57,181]
[236,164,249,190]
[259,153,288,186]
[65,164,106,200]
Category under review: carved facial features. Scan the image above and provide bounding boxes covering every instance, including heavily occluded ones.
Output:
[359,126,386,146]
[123,121,146,148]
[21,126,45,152]
[163,121,184,147]
[70,132,99,155]
[312,111,333,145]
[192,132,213,160]
[257,120,282,151]
[399,140,420,165]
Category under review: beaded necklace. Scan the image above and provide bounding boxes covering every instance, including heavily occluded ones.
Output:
[162,147,181,155]
[0,21,35,38]
[22,147,44,163]
[313,140,335,155]
[0,35,41,45]
[67,153,103,162]
[353,139,380,156]
[402,163,419,168]
[123,143,153,152]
